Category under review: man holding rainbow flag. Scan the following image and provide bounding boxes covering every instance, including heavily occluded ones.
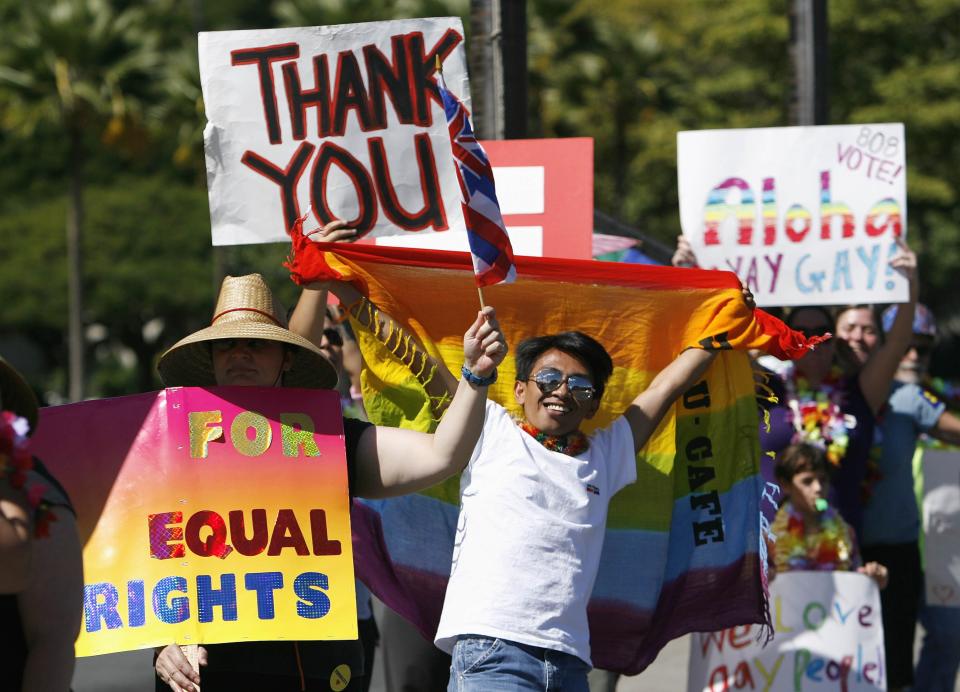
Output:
[287,214,818,691]
[281,63,822,687]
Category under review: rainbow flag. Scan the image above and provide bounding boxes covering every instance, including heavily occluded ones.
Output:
[287,241,816,673]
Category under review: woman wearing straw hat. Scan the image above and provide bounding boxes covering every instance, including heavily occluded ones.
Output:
[1,357,84,691]
[154,272,506,692]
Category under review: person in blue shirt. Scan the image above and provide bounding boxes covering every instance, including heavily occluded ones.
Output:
[875,304,960,692]
[860,303,960,692]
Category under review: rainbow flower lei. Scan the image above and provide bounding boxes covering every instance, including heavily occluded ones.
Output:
[0,410,56,537]
[518,420,590,456]
[785,366,856,467]
[772,501,856,572]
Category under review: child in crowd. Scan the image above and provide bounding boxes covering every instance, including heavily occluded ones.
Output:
[770,442,887,587]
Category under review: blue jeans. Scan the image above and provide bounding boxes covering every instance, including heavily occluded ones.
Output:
[447,636,590,691]
[915,591,960,692]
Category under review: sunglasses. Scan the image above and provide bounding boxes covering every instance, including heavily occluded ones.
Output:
[528,368,596,402]
[910,342,933,357]
[323,328,344,347]
[211,338,272,353]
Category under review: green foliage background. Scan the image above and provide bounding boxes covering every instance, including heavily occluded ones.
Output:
[1,0,958,400]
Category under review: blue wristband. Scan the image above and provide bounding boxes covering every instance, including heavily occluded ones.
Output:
[461,365,497,387]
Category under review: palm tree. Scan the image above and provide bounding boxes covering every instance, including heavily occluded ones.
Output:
[0,0,160,401]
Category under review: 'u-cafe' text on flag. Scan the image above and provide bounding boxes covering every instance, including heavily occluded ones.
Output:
[30,388,356,656]
[678,123,907,307]
[199,18,473,247]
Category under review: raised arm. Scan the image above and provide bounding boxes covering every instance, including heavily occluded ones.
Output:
[624,348,718,454]
[287,219,357,346]
[288,282,331,349]
[858,237,917,414]
[288,220,459,412]
[621,287,754,453]
[353,307,506,498]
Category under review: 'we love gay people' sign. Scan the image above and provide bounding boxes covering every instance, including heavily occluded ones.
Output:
[687,572,886,691]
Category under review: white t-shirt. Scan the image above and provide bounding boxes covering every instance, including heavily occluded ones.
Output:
[434,400,637,665]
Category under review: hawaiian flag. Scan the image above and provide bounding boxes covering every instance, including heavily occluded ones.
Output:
[436,71,517,287]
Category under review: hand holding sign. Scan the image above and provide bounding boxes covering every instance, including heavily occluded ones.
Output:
[672,235,699,268]
[857,561,889,590]
[888,235,917,296]
[155,643,206,692]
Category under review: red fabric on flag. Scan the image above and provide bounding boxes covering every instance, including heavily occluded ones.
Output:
[284,238,824,361]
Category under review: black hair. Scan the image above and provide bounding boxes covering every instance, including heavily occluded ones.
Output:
[515,331,614,399]
[774,443,829,485]
[785,305,835,330]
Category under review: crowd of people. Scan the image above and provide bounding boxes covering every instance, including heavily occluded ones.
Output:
[1,222,959,692]
[674,234,960,692]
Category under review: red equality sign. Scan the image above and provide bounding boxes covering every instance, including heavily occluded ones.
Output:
[370,137,593,260]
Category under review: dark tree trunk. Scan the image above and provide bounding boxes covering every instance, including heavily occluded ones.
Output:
[67,124,85,402]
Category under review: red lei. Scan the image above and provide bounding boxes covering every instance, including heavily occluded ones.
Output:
[0,411,57,537]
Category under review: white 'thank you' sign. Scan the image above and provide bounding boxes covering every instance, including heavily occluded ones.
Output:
[199,18,470,246]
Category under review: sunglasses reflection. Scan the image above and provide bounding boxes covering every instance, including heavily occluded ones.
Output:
[530,367,596,402]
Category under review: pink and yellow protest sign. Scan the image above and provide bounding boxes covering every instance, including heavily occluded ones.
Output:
[31,387,356,657]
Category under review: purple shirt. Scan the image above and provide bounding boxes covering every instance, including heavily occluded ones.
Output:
[760,368,875,536]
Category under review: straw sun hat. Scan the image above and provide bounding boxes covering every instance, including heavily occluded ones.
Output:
[0,356,39,434]
[158,274,337,390]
